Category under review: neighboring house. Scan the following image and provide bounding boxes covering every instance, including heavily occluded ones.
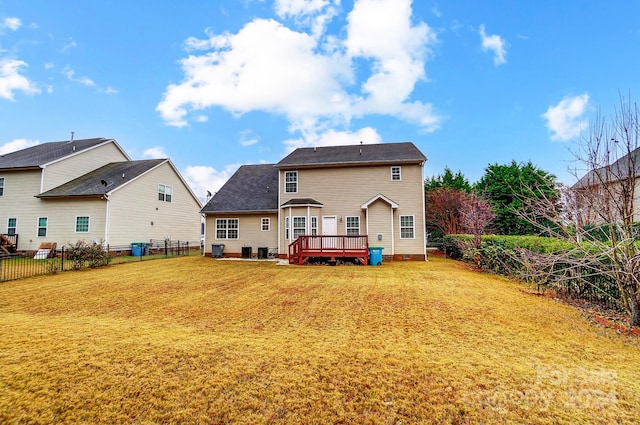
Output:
[201,142,427,261]
[571,146,640,225]
[0,137,202,253]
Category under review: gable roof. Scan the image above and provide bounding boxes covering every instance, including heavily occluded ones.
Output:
[276,142,426,169]
[36,159,166,198]
[0,138,126,170]
[201,164,279,213]
[572,147,640,189]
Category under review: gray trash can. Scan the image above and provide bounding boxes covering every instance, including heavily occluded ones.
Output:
[211,244,225,258]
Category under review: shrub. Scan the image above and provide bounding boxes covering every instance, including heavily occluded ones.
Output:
[66,240,112,270]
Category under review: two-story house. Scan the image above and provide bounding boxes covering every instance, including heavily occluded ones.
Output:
[201,142,427,262]
[0,137,202,254]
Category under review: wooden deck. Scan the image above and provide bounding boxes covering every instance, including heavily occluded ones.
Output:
[288,235,369,265]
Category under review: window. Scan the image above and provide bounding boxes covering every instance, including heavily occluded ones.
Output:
[346,216,360,235]
[285,216,290,240]
[0,177,4,196]
[216,218,239,239]
[400,215,415,239]
[7,218,16,235]
[391,166,401,181]
[285,171,298,193]
[158,184,173,202]
[37,217,48,237]
[293,216,306,239]
[311,216,318,236]
[76,216,90,233]
[261,218,270,231]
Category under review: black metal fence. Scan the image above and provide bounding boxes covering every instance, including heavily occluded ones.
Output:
[0,240,200,283]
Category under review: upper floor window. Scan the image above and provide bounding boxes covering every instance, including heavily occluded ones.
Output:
[76,216,90,233]
[37,217,48,237]
[346,216,360,235]
[391,166,402,181]
[261,218,270,231]
[216,218,239,239]
[285,171,298,193]
[7,218,16,235]
[158,184,173,202]
[400,215,415,239]
[0,177,4,196]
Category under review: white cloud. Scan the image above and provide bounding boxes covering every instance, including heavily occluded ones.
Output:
[60,38,77,52]
[0,59,40,100]
[1,17,22,31]
[542,93,590,141]
[0,138,39,155]
[182,163,242,199]
[157,0,442,141]
[239,129,259,146]
[274,0,339,38]
[62,66,95,86]
[479,24,507,66]
[284,126,382,151]
[142,146,167,159]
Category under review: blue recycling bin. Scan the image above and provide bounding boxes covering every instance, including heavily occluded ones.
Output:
[131,242,146,256]
[369,246,384,266]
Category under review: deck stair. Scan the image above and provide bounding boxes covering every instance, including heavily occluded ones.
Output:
[0,234,18,255]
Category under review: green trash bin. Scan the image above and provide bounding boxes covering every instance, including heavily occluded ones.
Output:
[369,246,384,266]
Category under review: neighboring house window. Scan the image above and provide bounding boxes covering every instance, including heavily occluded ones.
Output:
[391,166,402,181]
[76,216,90,233]
[285,216,290,240]
[37,217,48,237]
[216,218,239,239]
[261,218,270,231]
[285,171,298,193]
[346,216,360,235]
[158,184,173,202]
[293,216,306,239]
[311,216,318,236]
[7,218,17,235]
[400,215,415,239]
[0,177,4,196]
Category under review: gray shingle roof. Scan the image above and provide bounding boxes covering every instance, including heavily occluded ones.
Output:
[37,159,166,198]
[280,198,323,207]
[0,138,114,170]
[572,147,640,189]
[201,164,279,213]
[276,142,426,168]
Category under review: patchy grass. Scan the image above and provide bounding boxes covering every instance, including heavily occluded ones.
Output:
[0,256,639,424]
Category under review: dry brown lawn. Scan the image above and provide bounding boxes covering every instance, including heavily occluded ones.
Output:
[1,256,639,424]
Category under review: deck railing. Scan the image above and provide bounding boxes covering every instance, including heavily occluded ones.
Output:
[289,235,369,264]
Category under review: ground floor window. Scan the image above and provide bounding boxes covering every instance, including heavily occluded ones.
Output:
[293,216,306,239]
[285,217,290,240]
[37,217,48,237]
[76,216,90,233]
[346,216,360,235]
[311,216,318,235]
[216,218,239,239]
[399,215,415,239]
[7,217,16,235]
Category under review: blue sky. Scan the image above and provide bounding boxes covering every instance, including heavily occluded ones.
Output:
[2,1,640,199]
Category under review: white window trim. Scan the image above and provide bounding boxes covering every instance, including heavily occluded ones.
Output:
[37,216,48,237]
[0,176,4,197]
[285,216,290,240]
[345,216,360,236]
[292,216,306,239]
[399,214,415,239]
[215,218,239,240]
[75,216,90,233]
[7,217,17,235]
[310,216,318,236]
[158,184,173,202]
[284,171,298,194]
[261,217,270,232]
[391,166,402,181]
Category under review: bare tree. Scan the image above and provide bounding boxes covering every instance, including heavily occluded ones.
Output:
[515,95,640,326]
[460,193,495,249]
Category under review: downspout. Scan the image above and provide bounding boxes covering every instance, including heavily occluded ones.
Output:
[307,206,310,234]
[104,195,111,246]
[421,161,427,261]
[390,207,395,256]
[277,171,281,256]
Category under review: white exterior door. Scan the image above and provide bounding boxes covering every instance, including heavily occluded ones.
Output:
[322,216,337,235]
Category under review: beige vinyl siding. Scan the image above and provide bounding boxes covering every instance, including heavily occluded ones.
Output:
[635,178,640,222]
[107,162,201,246]
[278,164,425,255]
[0,170,46,250]
[36,199,107,246]
[366,199,393,253]
[42,142,129,192]
[204,213,278,256]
